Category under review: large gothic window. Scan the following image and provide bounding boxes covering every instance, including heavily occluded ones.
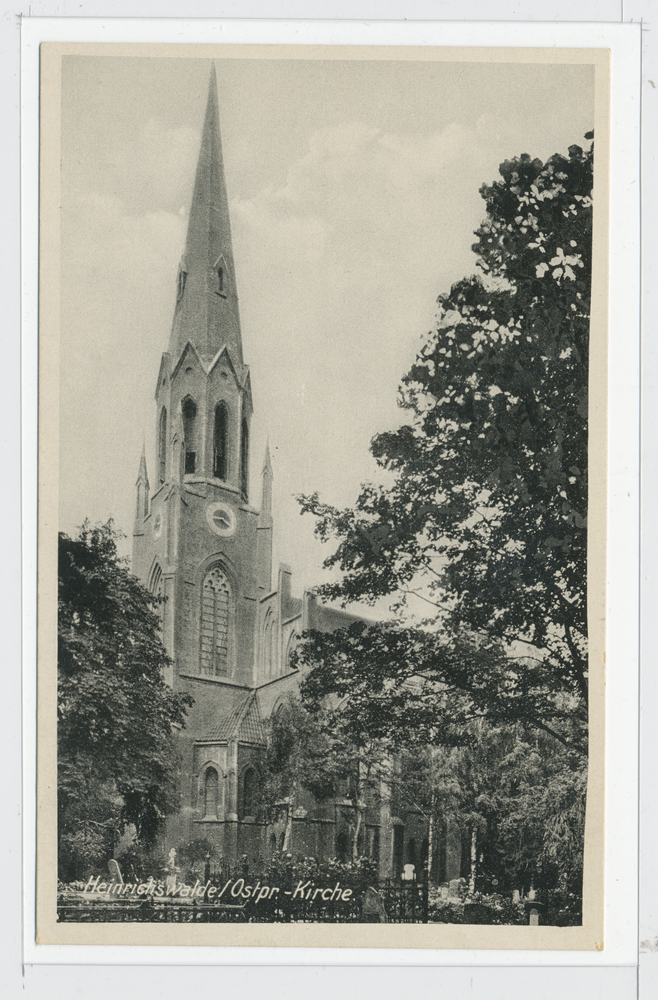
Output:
[240,417,249,499]
[213,402,228,480]
[158,407,167,484]
[182,397,198,475]
[200,566,231,677]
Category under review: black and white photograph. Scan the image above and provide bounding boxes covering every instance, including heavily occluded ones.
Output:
[37,43,609,948]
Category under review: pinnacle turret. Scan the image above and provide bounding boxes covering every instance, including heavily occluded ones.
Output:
[136,440,149,489]
[260,439,273,523]
[257,441,273,593]
[133,442,150,535]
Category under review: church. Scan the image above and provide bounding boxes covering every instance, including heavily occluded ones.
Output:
[131,67,456,881]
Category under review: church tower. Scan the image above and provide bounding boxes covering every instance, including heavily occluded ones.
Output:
[132,68,275,850]
[130,66,402,873]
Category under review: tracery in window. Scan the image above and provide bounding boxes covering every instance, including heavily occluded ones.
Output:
[200,566,230,677]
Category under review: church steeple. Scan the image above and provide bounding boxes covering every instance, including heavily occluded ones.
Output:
[169,63,243,367]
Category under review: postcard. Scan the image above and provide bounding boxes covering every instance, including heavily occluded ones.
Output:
[36,41,609,949]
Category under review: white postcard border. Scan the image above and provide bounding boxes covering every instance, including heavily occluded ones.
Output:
[21,15,640,967]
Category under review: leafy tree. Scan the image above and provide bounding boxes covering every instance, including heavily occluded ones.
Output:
[264,696,336,853]
[298,138,594,751]
[444,719,586,904]
[389,719,585,903]
[267,692,389,863]
[58,520,192,879]
[294,622,581,753]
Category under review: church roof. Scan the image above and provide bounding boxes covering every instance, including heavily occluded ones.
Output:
[196,690,267,746]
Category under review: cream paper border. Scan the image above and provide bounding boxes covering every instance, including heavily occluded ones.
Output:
[36,40,610,951]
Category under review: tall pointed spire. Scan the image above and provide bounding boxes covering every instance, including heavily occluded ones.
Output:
[169,63,243,366]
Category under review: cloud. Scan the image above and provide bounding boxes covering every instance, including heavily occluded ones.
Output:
[65,120,200,218]
[232,118,483,297]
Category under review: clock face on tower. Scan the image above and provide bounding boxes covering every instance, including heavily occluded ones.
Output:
[206,501,236,537]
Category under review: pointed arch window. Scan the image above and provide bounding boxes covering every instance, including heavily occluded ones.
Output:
[158,408,167,485]
[204,767,219,820]
[261,608,273,677]
[269,618,278,678]
[240,417,249,499]
[200,566,231,677]
[182,397,197,475]
[213,402,228,480]
[150,564,164,636]
[214,256,228,298]
[285,631,299,672]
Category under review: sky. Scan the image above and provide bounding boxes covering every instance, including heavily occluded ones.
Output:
[58,52,595,603]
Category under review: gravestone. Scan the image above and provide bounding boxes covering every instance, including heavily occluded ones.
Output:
[361,886,387,923]
[524,900,546,926]
[448,878,461,900]
[165,847,179,894]
[402,864,416,881]
[107,859,123,886]
[439,883,449,901]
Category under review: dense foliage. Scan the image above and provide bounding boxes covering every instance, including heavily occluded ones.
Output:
[298,138,594,753]
[266,694,387,861]
[58,520,192,879]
